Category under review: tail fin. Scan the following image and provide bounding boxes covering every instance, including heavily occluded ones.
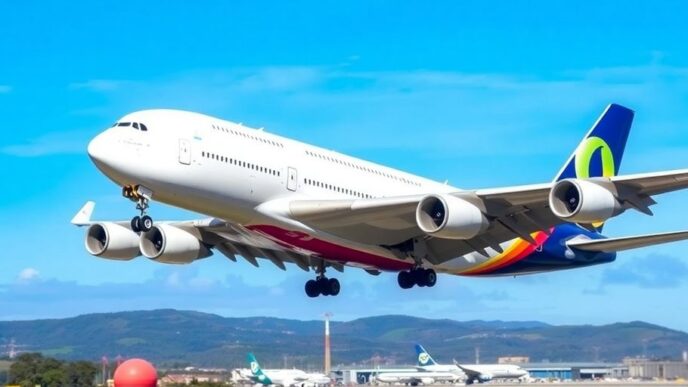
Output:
[415,344,437,367]
[247,353,271,384]
[554,104,634,182]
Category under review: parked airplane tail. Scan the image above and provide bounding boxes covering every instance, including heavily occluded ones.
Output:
[553,103,634,231]
[415,344,438,367]
[247,353,272,384]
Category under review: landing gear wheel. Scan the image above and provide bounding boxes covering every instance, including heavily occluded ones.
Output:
[305,280,319,298]
[423,268,437,287]
[131,216,142,233]
[397,270,414,289]
[140,215,154,232]
[317,277,331,296]
[327,278,341,296]
[414,269,427,287]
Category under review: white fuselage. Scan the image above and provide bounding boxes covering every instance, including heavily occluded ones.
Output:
[421,363,528,380]
[375,371,460,384]
[87,109,519,274]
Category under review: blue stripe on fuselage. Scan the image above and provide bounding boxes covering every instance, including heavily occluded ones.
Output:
[487,224,616,275]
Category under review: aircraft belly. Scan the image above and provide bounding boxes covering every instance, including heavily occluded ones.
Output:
[248,224,413,271]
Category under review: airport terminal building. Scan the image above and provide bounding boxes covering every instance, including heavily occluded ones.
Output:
[334,358,688,384]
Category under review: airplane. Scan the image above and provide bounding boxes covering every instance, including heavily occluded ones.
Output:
[245,353,330,387]
[414,344,528,385]
[374,370,461,385]
[73,103,688,297]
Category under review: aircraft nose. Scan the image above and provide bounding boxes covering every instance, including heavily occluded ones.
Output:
[87,132,108,164]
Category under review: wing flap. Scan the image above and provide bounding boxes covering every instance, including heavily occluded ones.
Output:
[612,168,688,196]
[567,230,688,253]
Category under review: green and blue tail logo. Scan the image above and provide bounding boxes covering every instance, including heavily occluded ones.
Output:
[555,103,634,182]
[415,344,437,367]
[553,103,634,230]
[248,353,272,385]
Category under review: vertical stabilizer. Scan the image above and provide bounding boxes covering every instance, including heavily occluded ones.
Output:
[554,103,634,182]
[415,344,438,367]
[553,104,634,231]
[247,353,272,385]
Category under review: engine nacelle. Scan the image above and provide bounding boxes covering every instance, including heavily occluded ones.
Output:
[85,222,140,260]
[139,224,212,264]
[420,378,435,385]
[477,374,493,383]
[416,194,488,239]
[549,179,622,223]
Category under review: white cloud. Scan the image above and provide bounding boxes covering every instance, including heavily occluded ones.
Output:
[17,268,40,282]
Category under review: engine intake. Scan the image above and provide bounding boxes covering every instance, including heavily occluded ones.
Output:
[85,223,140,260]
[416,194,488,239]
[139,224,212,264]
[549,178,622,223]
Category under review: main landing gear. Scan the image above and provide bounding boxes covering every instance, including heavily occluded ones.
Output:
[397,267,437,289]
[123,184,154,233]
[305,276,340,298]
[305,263,341,298]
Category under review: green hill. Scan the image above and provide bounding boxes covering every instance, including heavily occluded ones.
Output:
[1,310,686,368]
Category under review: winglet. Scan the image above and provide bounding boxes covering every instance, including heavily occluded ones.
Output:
[71,201,95,226]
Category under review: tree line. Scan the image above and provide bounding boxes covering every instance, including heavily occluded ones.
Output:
[6,353,97,387]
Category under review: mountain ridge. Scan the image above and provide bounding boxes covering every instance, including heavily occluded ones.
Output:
[1,309,686,368]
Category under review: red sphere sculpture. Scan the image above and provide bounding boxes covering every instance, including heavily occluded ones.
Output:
[113,358,158,387]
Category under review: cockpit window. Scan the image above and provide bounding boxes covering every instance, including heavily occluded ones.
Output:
[113,121,148,131]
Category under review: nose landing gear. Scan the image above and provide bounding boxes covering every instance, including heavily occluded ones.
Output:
[123,185,154,233]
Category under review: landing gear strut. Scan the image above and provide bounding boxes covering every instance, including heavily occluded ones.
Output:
[393,238,437,289]
[305,262,341,298]
[397,267,437,289]
[123,184,154,233]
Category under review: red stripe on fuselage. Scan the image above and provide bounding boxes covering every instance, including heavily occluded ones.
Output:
[247,225,413,271]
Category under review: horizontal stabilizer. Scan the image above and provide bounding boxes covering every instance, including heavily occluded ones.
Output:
[71,201,95,226]
[567,230,688,253]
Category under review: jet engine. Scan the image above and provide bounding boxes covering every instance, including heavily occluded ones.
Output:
[85,222,140,260]
[139,224,212,264]
[477,374,493,383]
[416,194,488,239]
[549,179,622,223]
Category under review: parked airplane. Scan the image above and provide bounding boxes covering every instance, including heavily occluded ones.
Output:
[245,353,330,387]
[73,104,688,297]
[415,344,527,385]
[374,370,461,385]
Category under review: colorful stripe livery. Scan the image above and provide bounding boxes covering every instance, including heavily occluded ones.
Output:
[459,231,552,275]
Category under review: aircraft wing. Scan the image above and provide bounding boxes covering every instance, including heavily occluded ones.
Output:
[72,202,321,272]
[567,230,688,253]
[175,218,321,272]
[288,169,688,265]
[452,363,482,379]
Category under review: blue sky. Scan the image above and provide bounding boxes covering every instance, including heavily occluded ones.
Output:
[2,1,688,333]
